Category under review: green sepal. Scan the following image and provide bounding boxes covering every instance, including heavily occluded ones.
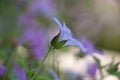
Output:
[51,32,60,47]
[54,40,67,49]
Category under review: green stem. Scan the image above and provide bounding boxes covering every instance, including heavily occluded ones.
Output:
[99,68,104,80]
[52,50,55,71]
[2,52,14,80]
[31,47,52,80]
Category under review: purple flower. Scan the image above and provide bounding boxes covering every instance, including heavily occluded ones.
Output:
[53,18,87,53]
[17,14,46,60]
[81,39,102,54]
[17,14,37,28]
[28,0,56,17]
[50,69,59,80]
[0,65,6,76]
[14,63,26,80]
[87,63,98,77]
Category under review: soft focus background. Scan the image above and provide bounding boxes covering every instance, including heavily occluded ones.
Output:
[0,0,120,80]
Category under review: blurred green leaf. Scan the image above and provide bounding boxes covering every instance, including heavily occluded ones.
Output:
[35,75,51,80]
[93,56,101,69]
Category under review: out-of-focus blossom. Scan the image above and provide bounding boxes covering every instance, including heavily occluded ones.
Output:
[17,14,46,60]
[17,14,37,28]
[0,65,6,76]
[14,63,26,80]
[53,18,87,53]
[50,69,59,80]
[87,63,98,77]
[28,0,56,17]
[81,39,102,54]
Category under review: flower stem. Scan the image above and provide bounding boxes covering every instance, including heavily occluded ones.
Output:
[2,52,14,80]
[31,47,52,80]
[99,69,104,80]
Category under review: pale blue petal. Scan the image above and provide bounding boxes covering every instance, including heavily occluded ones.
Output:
[50,69,59,80]
[53,18,63,31]
[58,22,72,40]
[53,18,72,40]
[65,38,87,53]
[59,32,72,40]
[63,22,71,35]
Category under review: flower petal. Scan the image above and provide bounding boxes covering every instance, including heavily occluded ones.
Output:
[53,18,63,31]
[14,63,26,80]
[87,63,98,77]
[50,69,59,80]
[53,18,72,40]
[65,38,87,53]
[0,65,6,76]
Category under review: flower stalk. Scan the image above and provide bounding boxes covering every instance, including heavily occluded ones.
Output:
[31,46,53,80]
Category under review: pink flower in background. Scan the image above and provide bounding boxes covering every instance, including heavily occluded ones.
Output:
[0,65,6,76]
[14,63,26,80]
[28,0,56,17]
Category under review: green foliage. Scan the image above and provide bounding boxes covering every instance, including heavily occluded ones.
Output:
[35,75,51,80]
[107,62,120,79]
[8,71,18,80]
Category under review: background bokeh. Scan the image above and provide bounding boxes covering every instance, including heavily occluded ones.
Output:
[0,0,120,80]
[0,0,120,52]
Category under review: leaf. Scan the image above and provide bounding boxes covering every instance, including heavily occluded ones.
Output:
[92,56,101,69]
[51,32,60,47]
[54,40,67,49]
[35,75,51,80]
[107,62,120,74]
[113,72,120,79]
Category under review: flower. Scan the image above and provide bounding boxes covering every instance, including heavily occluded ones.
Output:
[0,65,6,76]
[17,14,46,60]
[17,13,38,29]
[14,63,26,80]
[87,63,98,77]
[81,38,102,54]
[50,69,59,80]
[53,18,87,53]
[28,0,56,17]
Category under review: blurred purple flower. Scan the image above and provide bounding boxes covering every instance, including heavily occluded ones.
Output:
[0,65,6,76]
[17,14,37,28]
[87,63,98,77]
[28,0,56,17]
[17,14,46,60]
[14,63,26,80]
[53,18,87,53]
[50,69,59,80]
[81,39,102,54]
